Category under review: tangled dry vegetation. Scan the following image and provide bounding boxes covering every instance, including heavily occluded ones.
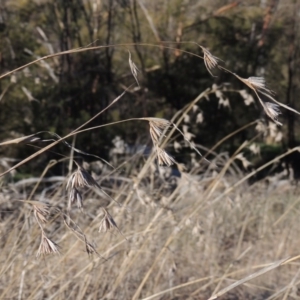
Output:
[1,43,300,299]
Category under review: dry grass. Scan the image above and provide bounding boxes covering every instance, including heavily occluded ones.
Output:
[1,152,300,299]
[1,42,300,300]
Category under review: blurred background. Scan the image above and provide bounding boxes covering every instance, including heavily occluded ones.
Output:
[0,0,299,174]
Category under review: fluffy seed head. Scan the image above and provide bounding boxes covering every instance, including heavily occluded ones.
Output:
[235,75,273,95]
[264,102,282,125]
[247,77,266,90]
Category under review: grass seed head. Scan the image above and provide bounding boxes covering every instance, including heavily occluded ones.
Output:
[147,118,171,145]
[237,76,275,96]
[67,166,99,190]
[200,46,220,76]
[69,188,83,209]
[156,147,175,166]
[36,233,59,257]
[99,208,119,232]
[247,76,266,91]
[33,203,50,224]
[128,50,140,86]
[264,102,282,125]
[84,237,98,256]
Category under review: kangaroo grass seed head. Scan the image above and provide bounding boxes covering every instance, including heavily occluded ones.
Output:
[128,50,140,86]
[99,208,120,234]
[145,117,171,127]
[84,237,98,256]
[264,102,282,126]
[33,203,50,224]
[232,74,284,125]
[20,200,50,224]
[146,118,171,145]
[36,232,59,257]
[234,75,274,96]
[98,216,113,232]
[69,188,83,209]
[235,75,269,93]
[235,153,251,169]
[156,147,175,166]
[20,200,51,226]
[67,165,100,190]
[247,77,268,91]
[200,46,220,76]
[141,118,177,166]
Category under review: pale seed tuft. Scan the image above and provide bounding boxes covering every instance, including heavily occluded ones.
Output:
[67,166,100,190]
[156,147,175,166]
[36,233,59,257]
[200,46,220,76]
[33,203,50,224]
[128,50,140,86]
[68,188,83,209]
[99,208,119,232]
[264,102,282,126]
[146,118,171,145]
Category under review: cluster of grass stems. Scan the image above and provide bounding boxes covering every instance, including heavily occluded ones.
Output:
[1,41,300,299]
